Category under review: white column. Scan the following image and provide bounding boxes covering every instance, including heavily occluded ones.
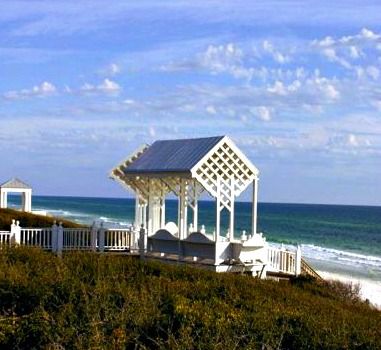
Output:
[98,222,105,252]
[252,178,258,236]
[215,176,221,242]
[295,245,302,276]
[1,190,8,209]
[51,221,58,252]
[24,189,32,212]
[57,222,64,256]
[142,203,147,229]
[229,177,235,242]
[90,222,97,252]
[193,183,198,232]
[147,180,154,236]
[178,179,185,239]
[160,192,166,228]
[21,193,26,211]
[183,181,188,238]
[134,192,140,228]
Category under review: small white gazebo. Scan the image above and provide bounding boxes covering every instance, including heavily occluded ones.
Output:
[110,136,259,241]
[110,135,304,277]
[0,178,32,212]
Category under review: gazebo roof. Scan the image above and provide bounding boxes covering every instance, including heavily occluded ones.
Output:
[111,136,259,209]
[124,136,224,174]
[0,178,31,189]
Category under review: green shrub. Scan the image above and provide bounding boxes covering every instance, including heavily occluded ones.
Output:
[0,247,379,349]
[0,209,84,231]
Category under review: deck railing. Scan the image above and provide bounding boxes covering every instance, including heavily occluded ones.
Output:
[20,228,52,249]
[104,229,135,251]
[1,220,136,253]
[63,228,92,250]
[0,231,11,246]
[267,247,299,275]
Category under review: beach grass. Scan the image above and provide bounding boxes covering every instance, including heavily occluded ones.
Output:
[0,208,84,231]
[0,247,379,349]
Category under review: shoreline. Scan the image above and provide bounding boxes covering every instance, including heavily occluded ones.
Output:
[318,270,381,309]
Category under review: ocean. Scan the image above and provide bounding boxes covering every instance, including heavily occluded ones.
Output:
[7,195,381,304]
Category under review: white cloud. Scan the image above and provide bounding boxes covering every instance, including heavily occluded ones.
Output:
[322,47,352,69]
[80,78,121,94]
[206,105,217,114]
[366,66,380,80]
[3,81,56,100]
[359,28,380,40]
[101,63,121,76]
[349,46,361,59]
[267,81,287,95]
[255,106,272,121]
[262,40,290,64]
[148,126,156,137]
[347,133,359,147]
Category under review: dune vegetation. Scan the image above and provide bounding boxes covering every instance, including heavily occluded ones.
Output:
[0,208,84,231]
[0,247,379,349]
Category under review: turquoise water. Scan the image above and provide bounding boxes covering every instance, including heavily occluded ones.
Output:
[8,195,381,282]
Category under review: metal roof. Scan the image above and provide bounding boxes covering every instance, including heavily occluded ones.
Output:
[0,178,31,189]
[124,136,224,174]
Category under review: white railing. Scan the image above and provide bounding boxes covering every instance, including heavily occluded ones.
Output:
[267,247,297,275]
[0,231,11,246]
[20,228,52,249]
[63,228,92,250]
[2,220,137,253]
[104,229,135,251]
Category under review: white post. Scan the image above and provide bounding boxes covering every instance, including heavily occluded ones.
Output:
[177,188,182,239]
[178,179,185,240]
[22,189,32,212]
[252,178,258,236]
[147,180,154,236]
[295,245,302,276]
[10,219,21,245]
[142,203,147,229]
[160,191,166,229]
[21,193,26,211]
[215,176,221,242]
[57,222,63,256]
[139,224,147,259]
[229,177,235,242]
[27,190,32,212]
[98,222,105,252]
[1,190,8,209]
[193,184,198,232]
[51,221,58,252]
[183,180,188,238]
[134,193,140,228]
[90,221,97,252]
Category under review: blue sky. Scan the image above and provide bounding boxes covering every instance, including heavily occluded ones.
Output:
[1,0,381,205]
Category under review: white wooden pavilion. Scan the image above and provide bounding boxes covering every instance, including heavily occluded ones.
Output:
[110,136,302,277]
[111,136,259,239]
[0,178,32,212]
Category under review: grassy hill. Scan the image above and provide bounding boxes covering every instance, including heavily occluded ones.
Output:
[0,208,84,231]
[0,248,379,349]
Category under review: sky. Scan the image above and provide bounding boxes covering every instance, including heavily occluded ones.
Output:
[0,0,381,205]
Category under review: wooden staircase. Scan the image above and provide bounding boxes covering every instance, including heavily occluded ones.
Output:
[301,258,322,280]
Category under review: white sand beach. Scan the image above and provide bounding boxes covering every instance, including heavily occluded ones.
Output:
[318,271,381,309]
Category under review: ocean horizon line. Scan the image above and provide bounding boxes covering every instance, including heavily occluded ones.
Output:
[16,193,381,209]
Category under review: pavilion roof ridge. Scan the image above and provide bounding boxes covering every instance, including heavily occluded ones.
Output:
[0,177,32,189]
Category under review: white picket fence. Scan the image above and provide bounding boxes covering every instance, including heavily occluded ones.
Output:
[0,220,138,253]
